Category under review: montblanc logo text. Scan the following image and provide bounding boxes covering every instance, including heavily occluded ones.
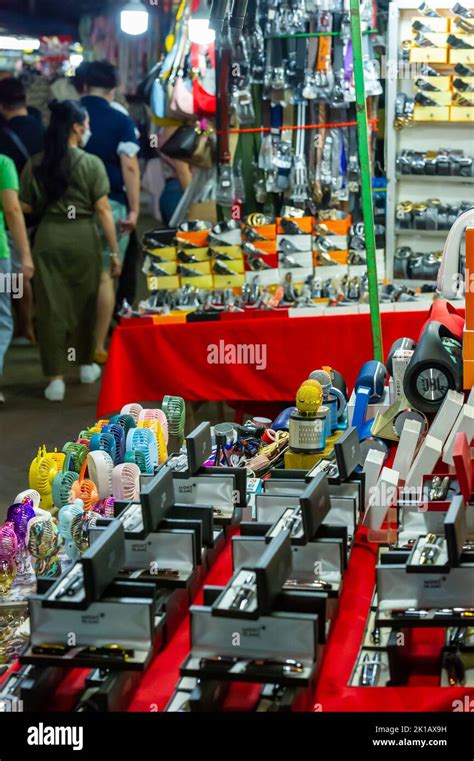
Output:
[207,341,267,371]
[27,722,83,751]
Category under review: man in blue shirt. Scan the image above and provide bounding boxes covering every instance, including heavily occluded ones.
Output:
[82,61,140,363]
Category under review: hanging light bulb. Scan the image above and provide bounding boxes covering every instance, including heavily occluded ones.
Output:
[120,0,149,36]
[188,1,216,44]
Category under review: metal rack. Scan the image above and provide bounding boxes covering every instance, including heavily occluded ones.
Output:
[385,0,474,284]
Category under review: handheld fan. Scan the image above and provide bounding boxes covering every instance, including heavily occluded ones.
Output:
[162,396,186,440]
[29,446,66,511]
[137,409,169,443]
[26,515,62,578]
[95,497,115,518]
[6,500,35,575]
[101,424,126,464]
[112,462,141,501]
[90,432,117,465]
[0,523,18,593]
[94,419,110,429]
[126,427,159,469]
[81,450,114,499]
[15,488,41,512]
[70,509,98,555]
[78,429,95,442]
[137,420,168,463]
[52,468,79,510]
[109,413,136,436]
[70,476,99,512]
[58,500,84,560]
[62,442,88,473]
[120,403,144,422]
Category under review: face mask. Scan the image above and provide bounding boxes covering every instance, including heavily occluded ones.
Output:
[80,128,92,147]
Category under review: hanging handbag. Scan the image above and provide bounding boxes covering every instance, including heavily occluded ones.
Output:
[159,122,214,169]
[190,44,217,119]
[169,75,194,118]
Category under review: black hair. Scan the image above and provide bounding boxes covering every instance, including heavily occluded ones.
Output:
[35,99,87,203]
[73,61,91,95]
[84,61,119,91]
[0,77,26,108]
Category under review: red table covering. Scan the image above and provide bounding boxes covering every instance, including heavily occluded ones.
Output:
[40,527,473,713]
[97,310,433,417]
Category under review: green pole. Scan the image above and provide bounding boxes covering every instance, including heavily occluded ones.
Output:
[349,0,383,362]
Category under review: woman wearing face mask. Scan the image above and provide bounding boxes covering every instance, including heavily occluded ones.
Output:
[19,99,121,401]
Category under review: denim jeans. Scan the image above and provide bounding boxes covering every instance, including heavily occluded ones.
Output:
[0,257,13,375]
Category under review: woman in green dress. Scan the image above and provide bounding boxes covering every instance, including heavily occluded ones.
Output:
[20,99,121,401]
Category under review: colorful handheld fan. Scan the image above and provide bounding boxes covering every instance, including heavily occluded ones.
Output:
[81,450,114,499]
[162,396,186,440]
[6,500,35,574]
[69,477,99,512]
[137,408,169,443]
[26,515,62,578]
[70,509,98,555]
[112,462,140,501]
[52,470,79,510]
[101,424,126,464]
[58,500,84,560]
[120,403,144,422]
[29,446,66,511]
[15,488,41,511]
[109,413,136,436]
[90,432,117,465]
[62,442,88,473]
[95,497,115,518]
[126,427,159,470]
[137,420,168,463]
[0,523,18,593]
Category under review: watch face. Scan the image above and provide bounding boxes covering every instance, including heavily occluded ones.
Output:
[415,368,449,401]
[393,409,428,438]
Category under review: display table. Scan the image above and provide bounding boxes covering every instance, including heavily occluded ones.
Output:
[39,526,471,713]
[97,308,435,417]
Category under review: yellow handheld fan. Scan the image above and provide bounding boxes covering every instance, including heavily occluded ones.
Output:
[29,447,66,512]
[137,420,168,463]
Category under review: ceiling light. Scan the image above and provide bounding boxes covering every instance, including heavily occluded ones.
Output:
[120,0,149,36]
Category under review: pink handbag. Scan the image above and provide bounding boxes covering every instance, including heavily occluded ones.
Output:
[169,75,194,119]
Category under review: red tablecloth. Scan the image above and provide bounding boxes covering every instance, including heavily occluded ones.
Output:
[97,310,433,417]
[42,527,473,713]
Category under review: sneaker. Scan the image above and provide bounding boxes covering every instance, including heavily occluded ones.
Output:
[80,364,101,384]
[45,379,65,401]
[0,391,5,404]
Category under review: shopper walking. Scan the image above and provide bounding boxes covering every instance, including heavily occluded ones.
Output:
[19,100,121,402]
[0,77,45,344]
[0,153,34,403]
[81,61,140,364]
